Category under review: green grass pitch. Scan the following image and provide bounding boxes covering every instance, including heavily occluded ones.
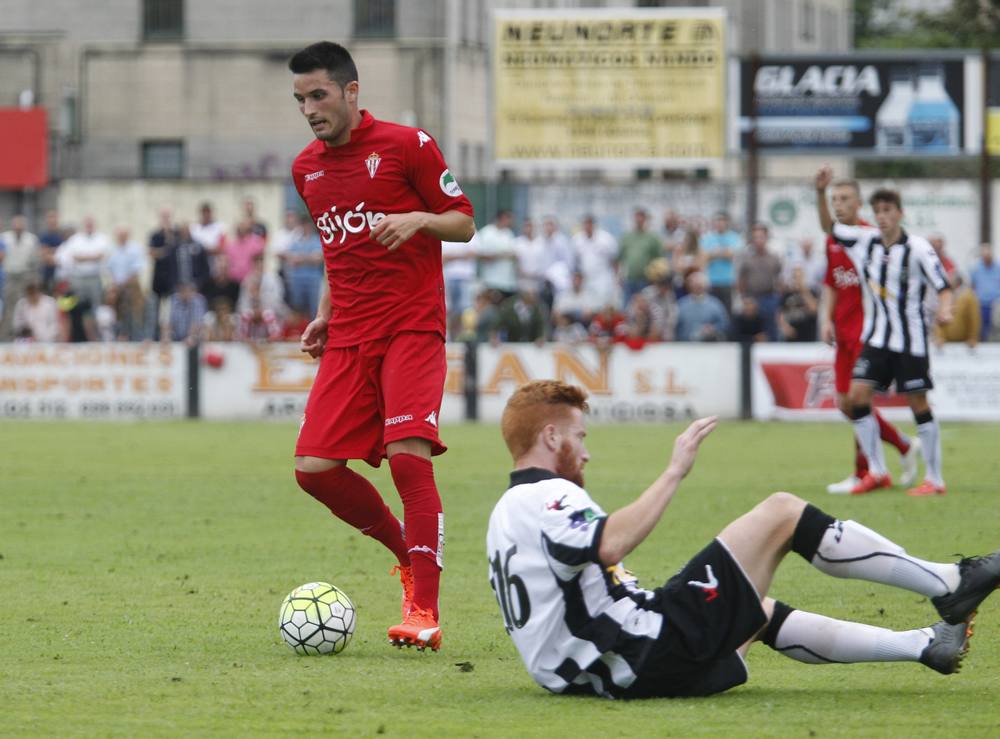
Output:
[2,420,1000,736]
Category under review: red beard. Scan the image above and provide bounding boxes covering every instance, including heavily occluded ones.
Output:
[555,440,584,488]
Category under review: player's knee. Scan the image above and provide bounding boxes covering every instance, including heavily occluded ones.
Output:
[294,456,345,474]
[908,393,930,415]
[836,394,852,416]
[762,491,806,521]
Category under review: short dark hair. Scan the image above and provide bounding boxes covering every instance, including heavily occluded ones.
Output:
[288,42,358,88]
[869,188,902,210]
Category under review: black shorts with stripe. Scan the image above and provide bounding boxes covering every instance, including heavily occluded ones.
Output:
[852,344,933,394]
[624,539,767,699]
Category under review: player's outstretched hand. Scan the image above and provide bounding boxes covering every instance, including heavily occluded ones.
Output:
[300,316,329,358]
[815,165,832,191]
[668,416,718,480]
[371,212,425,251]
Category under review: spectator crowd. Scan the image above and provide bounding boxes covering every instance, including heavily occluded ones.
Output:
[447,209,1000,350]
[1,202,999,350]
[0,199,323,346]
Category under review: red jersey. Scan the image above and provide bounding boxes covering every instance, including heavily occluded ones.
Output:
[292,111,474,347]
[823,218,870,343]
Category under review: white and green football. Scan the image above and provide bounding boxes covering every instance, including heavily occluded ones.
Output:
[279,582,356,655]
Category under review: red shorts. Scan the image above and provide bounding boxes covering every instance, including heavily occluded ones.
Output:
[834,338,863,394]
[295,331,447,467]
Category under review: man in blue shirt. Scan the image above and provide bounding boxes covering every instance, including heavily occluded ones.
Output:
[699,211,742,311]
[970,243,1000,340]
[676,270,730,341]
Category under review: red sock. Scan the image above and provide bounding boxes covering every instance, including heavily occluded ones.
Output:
[854,437,869,478]
[389,453,442,620]
[295,466,409,566]
[874,410,910,454]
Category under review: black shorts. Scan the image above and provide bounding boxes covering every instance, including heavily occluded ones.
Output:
[623,539,767,699]
[851,344,933,394]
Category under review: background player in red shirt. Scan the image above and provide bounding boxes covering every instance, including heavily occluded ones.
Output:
[288,42,475,651]
[815,167,918,494]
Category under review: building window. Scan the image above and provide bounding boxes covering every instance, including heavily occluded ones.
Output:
[774,0,793,50]
[142,140,184,178]
[800,0,815,42]
[354,0,395,38]
[143,0,184,41]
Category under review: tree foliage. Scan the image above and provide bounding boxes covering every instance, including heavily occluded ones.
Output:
[856,0,1000,49]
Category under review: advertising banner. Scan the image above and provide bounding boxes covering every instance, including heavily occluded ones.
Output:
[0,108,48,188]
[987,59,1000,155]
[752,343,1000,421]
[197,342,742,423]
[494,8,726,167]
[738,56,966,153]
[198,342,469,423]
[472,343,741,422]
[0,343,187,419]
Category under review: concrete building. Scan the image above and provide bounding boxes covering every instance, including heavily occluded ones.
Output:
[0,0,850,220]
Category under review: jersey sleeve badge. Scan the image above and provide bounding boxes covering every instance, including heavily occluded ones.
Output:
[439,169,463,197]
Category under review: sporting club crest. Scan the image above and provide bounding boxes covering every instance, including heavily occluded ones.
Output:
[365,152,381,179]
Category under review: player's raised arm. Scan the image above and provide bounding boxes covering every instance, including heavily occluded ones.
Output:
[597,417,718,566]
[815,166,835,235]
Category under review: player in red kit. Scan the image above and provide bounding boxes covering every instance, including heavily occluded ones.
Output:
[815,167,918,495]
[288,42,475,651]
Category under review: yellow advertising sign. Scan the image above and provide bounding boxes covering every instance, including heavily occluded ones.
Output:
[493,9,726,167]
[988,108,1000,156]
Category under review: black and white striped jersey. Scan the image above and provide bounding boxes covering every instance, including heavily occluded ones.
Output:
[831,223,950,357]
[486,468,663,698]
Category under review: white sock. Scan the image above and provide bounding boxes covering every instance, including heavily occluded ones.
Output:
[853,413,887,476]
[917,419,944,486]
[771,609,932,664]
[812,520,960,597]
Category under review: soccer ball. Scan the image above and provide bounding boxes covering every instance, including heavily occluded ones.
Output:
[279,582,356,655]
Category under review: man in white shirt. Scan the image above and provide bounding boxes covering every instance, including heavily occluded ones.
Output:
[442,233,478,338]
[477,210,518,296]
[60,216,111,316]
[572,215,619,310]
[513,220,548,292]
[539,217,576,301]
[189,202,227,257]
[107,226,148,340]
[0,214,42,340]
[488,380,991,699]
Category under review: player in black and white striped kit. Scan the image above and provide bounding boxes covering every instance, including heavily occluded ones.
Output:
[487,381,1000,699]
[817,169,953,496]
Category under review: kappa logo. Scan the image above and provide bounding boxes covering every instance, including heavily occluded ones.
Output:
[545,495,568,511]
[832,520,844,543]
[365,152,381,179]
[687,564,719,602]
[417,130,431,147]
[424,410,438,427]
[305,170,325,182]
[439,169,462,197]
[384,414,413,426]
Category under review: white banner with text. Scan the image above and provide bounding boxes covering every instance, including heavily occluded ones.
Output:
[0,343,187,419]
[752,343,1000,421]
[196,342,742,422]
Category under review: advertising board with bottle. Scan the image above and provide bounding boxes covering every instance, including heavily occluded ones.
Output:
[737,56,965,154]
